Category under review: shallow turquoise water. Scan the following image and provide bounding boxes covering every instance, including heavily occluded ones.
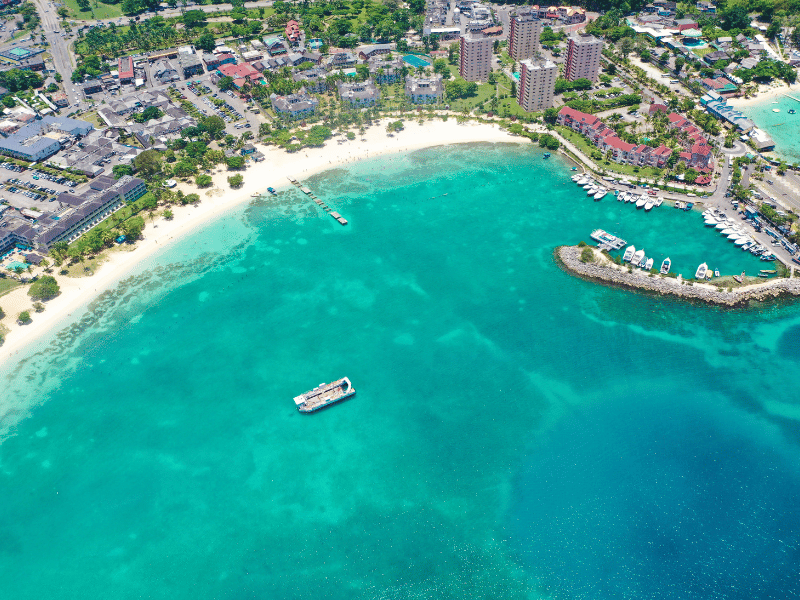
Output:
[1,144,799,599]
[737,95,800,162]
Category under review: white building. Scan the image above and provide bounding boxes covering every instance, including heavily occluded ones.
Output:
[517,57,557,112]
[508,14,542,61]
[459,33,492,82]
[565,33,603,82]
[405,74,444,104]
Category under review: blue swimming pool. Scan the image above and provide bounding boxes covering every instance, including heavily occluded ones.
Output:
[403,54,432,68]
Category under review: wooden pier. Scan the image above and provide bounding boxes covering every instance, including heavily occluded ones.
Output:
[287,177,348,225]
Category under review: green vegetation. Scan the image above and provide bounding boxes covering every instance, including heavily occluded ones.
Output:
[228,174,244,188]
[0,277,20,298]
[17,311,31,325]
[28,276,61,301]
[580,247,595,263]
[64,0,123,19]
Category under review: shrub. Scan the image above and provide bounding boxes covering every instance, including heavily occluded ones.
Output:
[195,174,213,188]
[18,311,31,324]
[33,302,45,313]
[28,275,60,301]
[577,240,587,247]
[580,247,595,263]
[228,174,244,188]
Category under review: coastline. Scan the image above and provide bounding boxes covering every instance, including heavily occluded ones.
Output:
[556,245,800,307]
[0,118,523,367]
[727,82,800,109]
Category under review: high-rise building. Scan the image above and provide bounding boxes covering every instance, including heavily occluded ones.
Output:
[508,14,542,61]
[517,57,557,112]
[565,33,603,82]
[459,33,492,82]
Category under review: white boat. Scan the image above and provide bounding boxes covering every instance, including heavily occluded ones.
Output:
[594,190,607,200]
[644,258,654,270]
[714,269,720,277]
[583,182,595,189]
[602,176,614,181]
[733,237,750,246]
[623,245,636,262]
[727,232,742,239]
[720,228,737,236]
[704,218,718,226]
[571,174,581,182]
[660,257,671,275]
[644,200,654,211]
[618,192,628,202]
[715,222,729,230]
[675,201,685,209]
[695,262,708,279]
[587,187,599,196]
[636,197,647,208]
[632,248,645,265]
[655,198,663,207]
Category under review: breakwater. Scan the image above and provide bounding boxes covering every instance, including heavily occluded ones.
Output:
[556,245,800,307]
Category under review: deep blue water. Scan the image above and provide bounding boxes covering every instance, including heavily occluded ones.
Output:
[0,143,798,599]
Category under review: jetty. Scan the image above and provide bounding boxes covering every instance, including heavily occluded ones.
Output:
[557,245,800,307]
[293,378,356,413]
[287,177,348,225]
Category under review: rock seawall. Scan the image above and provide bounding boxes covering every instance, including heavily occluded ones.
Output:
[556,246,800,308]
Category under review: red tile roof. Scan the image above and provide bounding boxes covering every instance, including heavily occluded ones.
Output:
[218,62,261,81]
[606,137,636,151]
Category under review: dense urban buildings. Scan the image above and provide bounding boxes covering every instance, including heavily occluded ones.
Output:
[459,32,492,82]
[565,33,603,82]
[517,58,557,112]
[508,14,543,61]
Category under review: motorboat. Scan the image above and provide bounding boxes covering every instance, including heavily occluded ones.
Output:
[623,245,636,262]
[636,197,647,208]
[695,262,708,279]
[583,182,595,189]
[704,218,718,226]
[644,200,654,211]
[571,174,581,182]
[655,198,663,207]
[715,222,729,230]
[587,186,599,196]
[594,189,607,200]
[632,248,645,265]
[685,202,694,211]
[720,228,737,236]
[618,192,628,202]
[660,257,671,275]
[675,201,685,209]
[644,258,654,270]
[733,237,751,246]
[714,269,721,277]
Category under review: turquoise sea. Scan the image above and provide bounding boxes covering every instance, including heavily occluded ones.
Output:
[1,144,799,599]
[737,95,800,162]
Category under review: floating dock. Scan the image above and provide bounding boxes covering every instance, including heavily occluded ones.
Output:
[287,177,348,225]
[293,378,356,413]
[590,229,626,250]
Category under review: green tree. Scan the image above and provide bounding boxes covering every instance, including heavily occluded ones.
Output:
[195,33,216,52]
[620,37,635,59]
[200,115,226,140]
[228,174,244,188]
[18,311,31,324]
[580,247,595,263]
[226,156,245,169]
[2,96,15,108]
[163,209,174,220]
[28,275,61,301]
[133,150,163,179]
[196,174,213,187]
[218,76,235,91]
[112,164,133,179]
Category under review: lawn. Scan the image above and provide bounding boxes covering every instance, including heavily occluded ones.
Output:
[63,0,123,20]
[80,110,105,128]
[691,46,714,57]
[0,277,21,298]
[556,126,663,179]
[447,77,496,112]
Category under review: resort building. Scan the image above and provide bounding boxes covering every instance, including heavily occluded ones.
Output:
[565,33,603,82]
[517,57,557,112]
[459,33,492,82]
[405,74,444,104]
[369,55,406,84]
[292,67,329,93]
[0,216,35,255]
[0,115,93,162]
[216,62,264,88]
[356,44,394,61]
[270,88,319,120]
[508,14,542,61]
[337,79,380,107]
[37,176,147,249]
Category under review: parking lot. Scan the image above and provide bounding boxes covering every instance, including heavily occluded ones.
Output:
[170,76,263,136]
[0,164,77,211]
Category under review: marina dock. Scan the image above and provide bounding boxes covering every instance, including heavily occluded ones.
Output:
[288,177,348,225]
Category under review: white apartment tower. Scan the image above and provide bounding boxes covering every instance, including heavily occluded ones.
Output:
[517,57,557,112]
[565,33,603,82]
[459,33,492,82]
[508,14,542,61]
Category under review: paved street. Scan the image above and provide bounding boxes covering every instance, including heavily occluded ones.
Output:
[33,0,80,106]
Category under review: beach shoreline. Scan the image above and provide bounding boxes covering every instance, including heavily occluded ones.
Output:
[727,82,800,109]
[0,118,524,367]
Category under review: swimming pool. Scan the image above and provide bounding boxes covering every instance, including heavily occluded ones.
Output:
[403,54,432,68]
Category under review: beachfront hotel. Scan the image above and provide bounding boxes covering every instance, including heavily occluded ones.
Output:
[405,74,444,104]
[565,33,603,82]
[459,33,492,82]
[517,58,557,112]
[508,14,543,61]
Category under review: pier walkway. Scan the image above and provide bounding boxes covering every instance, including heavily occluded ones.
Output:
[287,177,348,225]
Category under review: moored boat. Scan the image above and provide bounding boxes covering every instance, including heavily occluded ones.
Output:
[293,378,356,413]
[714,269,720,277]
[636,197,647,208]
[660,257,671,275]
[594,189,607,200]
[623,245,636,262]
[695,262,708,279]
[267,187,277,195]
[644,200,654,211]
[632,248,645,265]
[644,257,654,270]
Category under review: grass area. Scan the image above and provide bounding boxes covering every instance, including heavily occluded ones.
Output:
[63,0,123,20]
[0,277,21,298]
[447,77,497,112]
[556,125,663,179]
[691,46,714,57]
[80,110,105,128]
[62,237,135,278]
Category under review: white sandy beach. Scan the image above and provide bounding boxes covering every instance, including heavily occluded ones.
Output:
[727,82,800,108]
[0,118,522,366]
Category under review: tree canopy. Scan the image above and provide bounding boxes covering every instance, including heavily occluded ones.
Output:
[28,276,60,301]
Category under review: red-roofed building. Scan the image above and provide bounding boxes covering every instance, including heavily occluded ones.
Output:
[217,62,264,87]
[285,20,301,44]
[649,103,668,114]
[696,176,712,185]
[118,56,134,83]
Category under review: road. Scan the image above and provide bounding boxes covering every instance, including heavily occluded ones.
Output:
[32,0,81,106]
[74,1,275,28]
